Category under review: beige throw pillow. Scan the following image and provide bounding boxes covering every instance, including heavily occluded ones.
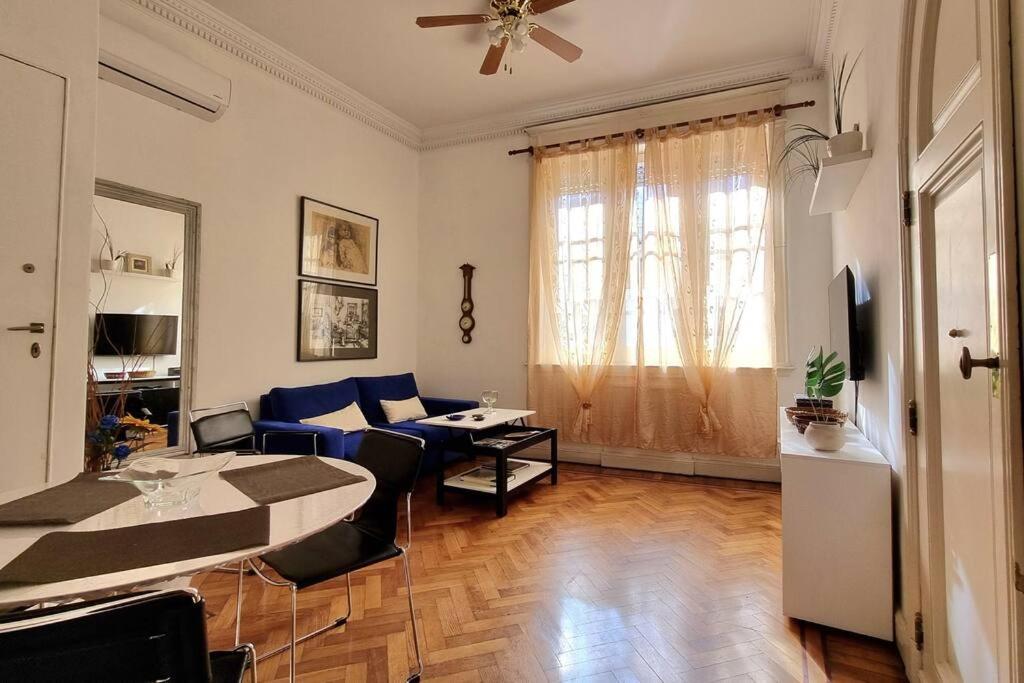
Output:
[380,396,428,423]
[299,402,369,432]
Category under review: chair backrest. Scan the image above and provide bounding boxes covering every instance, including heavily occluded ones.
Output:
[0,589,213,681]
[352,427,425,542]
[190,402,254,452]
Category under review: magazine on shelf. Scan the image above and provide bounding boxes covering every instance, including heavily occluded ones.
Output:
[457,466,515,486]
[474,438,518,449]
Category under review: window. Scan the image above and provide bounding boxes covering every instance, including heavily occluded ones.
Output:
[552,143,774,369]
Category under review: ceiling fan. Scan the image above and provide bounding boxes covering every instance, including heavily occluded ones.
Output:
[416,0,583,75]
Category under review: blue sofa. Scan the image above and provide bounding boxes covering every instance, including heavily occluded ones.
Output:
[253,373,477,471]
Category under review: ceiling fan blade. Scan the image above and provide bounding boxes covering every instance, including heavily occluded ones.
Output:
[530,0,576,14]
[529,25,583,62]
[480,38,508,75]
[416,14,490,28]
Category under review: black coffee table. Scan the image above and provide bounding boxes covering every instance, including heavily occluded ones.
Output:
[435,426,558,518]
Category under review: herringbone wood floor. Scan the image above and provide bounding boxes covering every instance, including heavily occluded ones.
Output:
[193,465,906,682]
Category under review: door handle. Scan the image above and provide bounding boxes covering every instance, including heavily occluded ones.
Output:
[959,346,999,379]
[6,322,45,334]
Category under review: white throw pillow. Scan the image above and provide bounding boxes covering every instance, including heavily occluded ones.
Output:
[299,402,369,432]
[380,396,428,423]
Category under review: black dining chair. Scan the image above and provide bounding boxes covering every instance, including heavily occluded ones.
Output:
[0,589,257,682]
[235,427,426,683]
[190,401,318,455]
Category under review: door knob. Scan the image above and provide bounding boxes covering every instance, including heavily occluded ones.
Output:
[6,322,45,333]
[959,346,999,380]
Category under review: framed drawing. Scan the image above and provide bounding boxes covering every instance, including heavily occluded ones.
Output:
[297,279,378,361]
[300,196,378,286]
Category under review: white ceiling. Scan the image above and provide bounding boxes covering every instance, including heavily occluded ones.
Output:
[202,0,822,131]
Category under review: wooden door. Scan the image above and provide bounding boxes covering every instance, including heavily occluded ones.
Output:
[905,0,1022,680]
[0,54,65,492]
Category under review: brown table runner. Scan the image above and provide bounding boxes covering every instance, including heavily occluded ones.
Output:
[220,457,367,505]
[0,473,141,526]
[0,505,270,586]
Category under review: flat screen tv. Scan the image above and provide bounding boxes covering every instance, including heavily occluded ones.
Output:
[828,266,865,381]
[94,313,178,356]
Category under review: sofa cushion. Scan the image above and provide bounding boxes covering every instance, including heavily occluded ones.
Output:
[300,401,369,432]
[355,373,420,424]
[269,378,361,423]
[380,396,428,424]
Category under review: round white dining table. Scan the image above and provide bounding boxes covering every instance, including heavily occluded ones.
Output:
[0,455,376,610]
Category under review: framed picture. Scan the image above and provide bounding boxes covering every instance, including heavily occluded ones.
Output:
[297,279,378,361]
[125,253,152,274]
[300,196,378,286]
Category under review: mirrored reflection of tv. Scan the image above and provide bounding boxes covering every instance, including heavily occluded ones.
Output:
[828,266,865,381]
[94,313,178,356]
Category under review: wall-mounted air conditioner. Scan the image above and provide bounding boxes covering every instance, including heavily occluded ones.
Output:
[98,16,231,122]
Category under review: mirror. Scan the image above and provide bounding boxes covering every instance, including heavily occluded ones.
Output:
[85,180,199,469]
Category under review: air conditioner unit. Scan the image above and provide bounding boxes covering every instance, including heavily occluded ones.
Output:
[98,16,231,122]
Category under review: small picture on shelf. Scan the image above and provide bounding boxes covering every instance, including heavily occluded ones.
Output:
[125,253,152,274]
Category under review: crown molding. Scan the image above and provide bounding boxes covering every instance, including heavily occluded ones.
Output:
[420,54,815,150]
[119,0,837,153]
[119,0,422,149]
[809,0,841,67]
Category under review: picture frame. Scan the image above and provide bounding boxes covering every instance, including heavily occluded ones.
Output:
[300,196,378,286]
[124,253,152,274]
[297,279,378,361]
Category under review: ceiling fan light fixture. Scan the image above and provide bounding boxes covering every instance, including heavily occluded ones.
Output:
[487,24,505,46]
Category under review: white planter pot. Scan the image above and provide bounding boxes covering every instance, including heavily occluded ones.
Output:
[805,421,845,452]
[827,129,863,157]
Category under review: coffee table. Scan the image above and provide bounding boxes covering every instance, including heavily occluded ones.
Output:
[416,409,557,518]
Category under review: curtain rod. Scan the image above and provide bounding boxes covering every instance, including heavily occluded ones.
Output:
[507,100,815,156]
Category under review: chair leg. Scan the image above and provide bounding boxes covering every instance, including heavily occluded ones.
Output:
[289,584,297,683]
[235,561,244,647]
[401,549,424,682]
[235,642,258,683]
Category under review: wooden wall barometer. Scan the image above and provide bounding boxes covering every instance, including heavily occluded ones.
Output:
[459,263,476,344]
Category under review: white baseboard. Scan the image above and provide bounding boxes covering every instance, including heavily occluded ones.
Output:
[518,441,780,482]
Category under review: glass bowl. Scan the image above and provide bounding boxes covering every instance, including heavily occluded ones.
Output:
[101,452,235,508]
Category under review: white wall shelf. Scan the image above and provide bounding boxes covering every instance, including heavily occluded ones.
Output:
[91,267,178,283]
[808,149,873,215]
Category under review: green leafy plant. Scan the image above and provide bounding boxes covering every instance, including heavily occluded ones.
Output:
[805,346,846,419]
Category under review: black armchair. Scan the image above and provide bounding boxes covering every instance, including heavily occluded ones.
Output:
[0,589,256,682]
[190,401,318,455]
[235,427,426,682]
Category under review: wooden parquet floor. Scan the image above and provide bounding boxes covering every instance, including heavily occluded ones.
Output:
[193,465,906,682]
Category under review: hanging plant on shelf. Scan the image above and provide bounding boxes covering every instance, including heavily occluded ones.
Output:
[777,52,862,186]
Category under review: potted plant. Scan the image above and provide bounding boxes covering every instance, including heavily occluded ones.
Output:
[777,52,862,185]
[803,346,847,451]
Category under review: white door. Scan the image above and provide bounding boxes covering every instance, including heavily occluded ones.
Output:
[905,0,1021,681]
[0,54,65,492]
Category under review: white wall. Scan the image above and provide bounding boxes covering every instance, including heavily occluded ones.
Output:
[417,135,532,406]
[0,0,99,481]
[826,0,908,634]
[94,3,420,416]
[417,82,833,423]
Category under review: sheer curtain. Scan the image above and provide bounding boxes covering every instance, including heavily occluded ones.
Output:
[528,116,778,458]
[644,114,776,437]
[528,135,638,434]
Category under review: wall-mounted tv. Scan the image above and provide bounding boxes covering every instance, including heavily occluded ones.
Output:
[828,266,865,381]
[94,313,178,356]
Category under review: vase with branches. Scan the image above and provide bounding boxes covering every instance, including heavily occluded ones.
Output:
[777,52,862,186]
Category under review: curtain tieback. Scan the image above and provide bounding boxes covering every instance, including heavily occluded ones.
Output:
[572,401,595,435]
[698,403,722,438]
